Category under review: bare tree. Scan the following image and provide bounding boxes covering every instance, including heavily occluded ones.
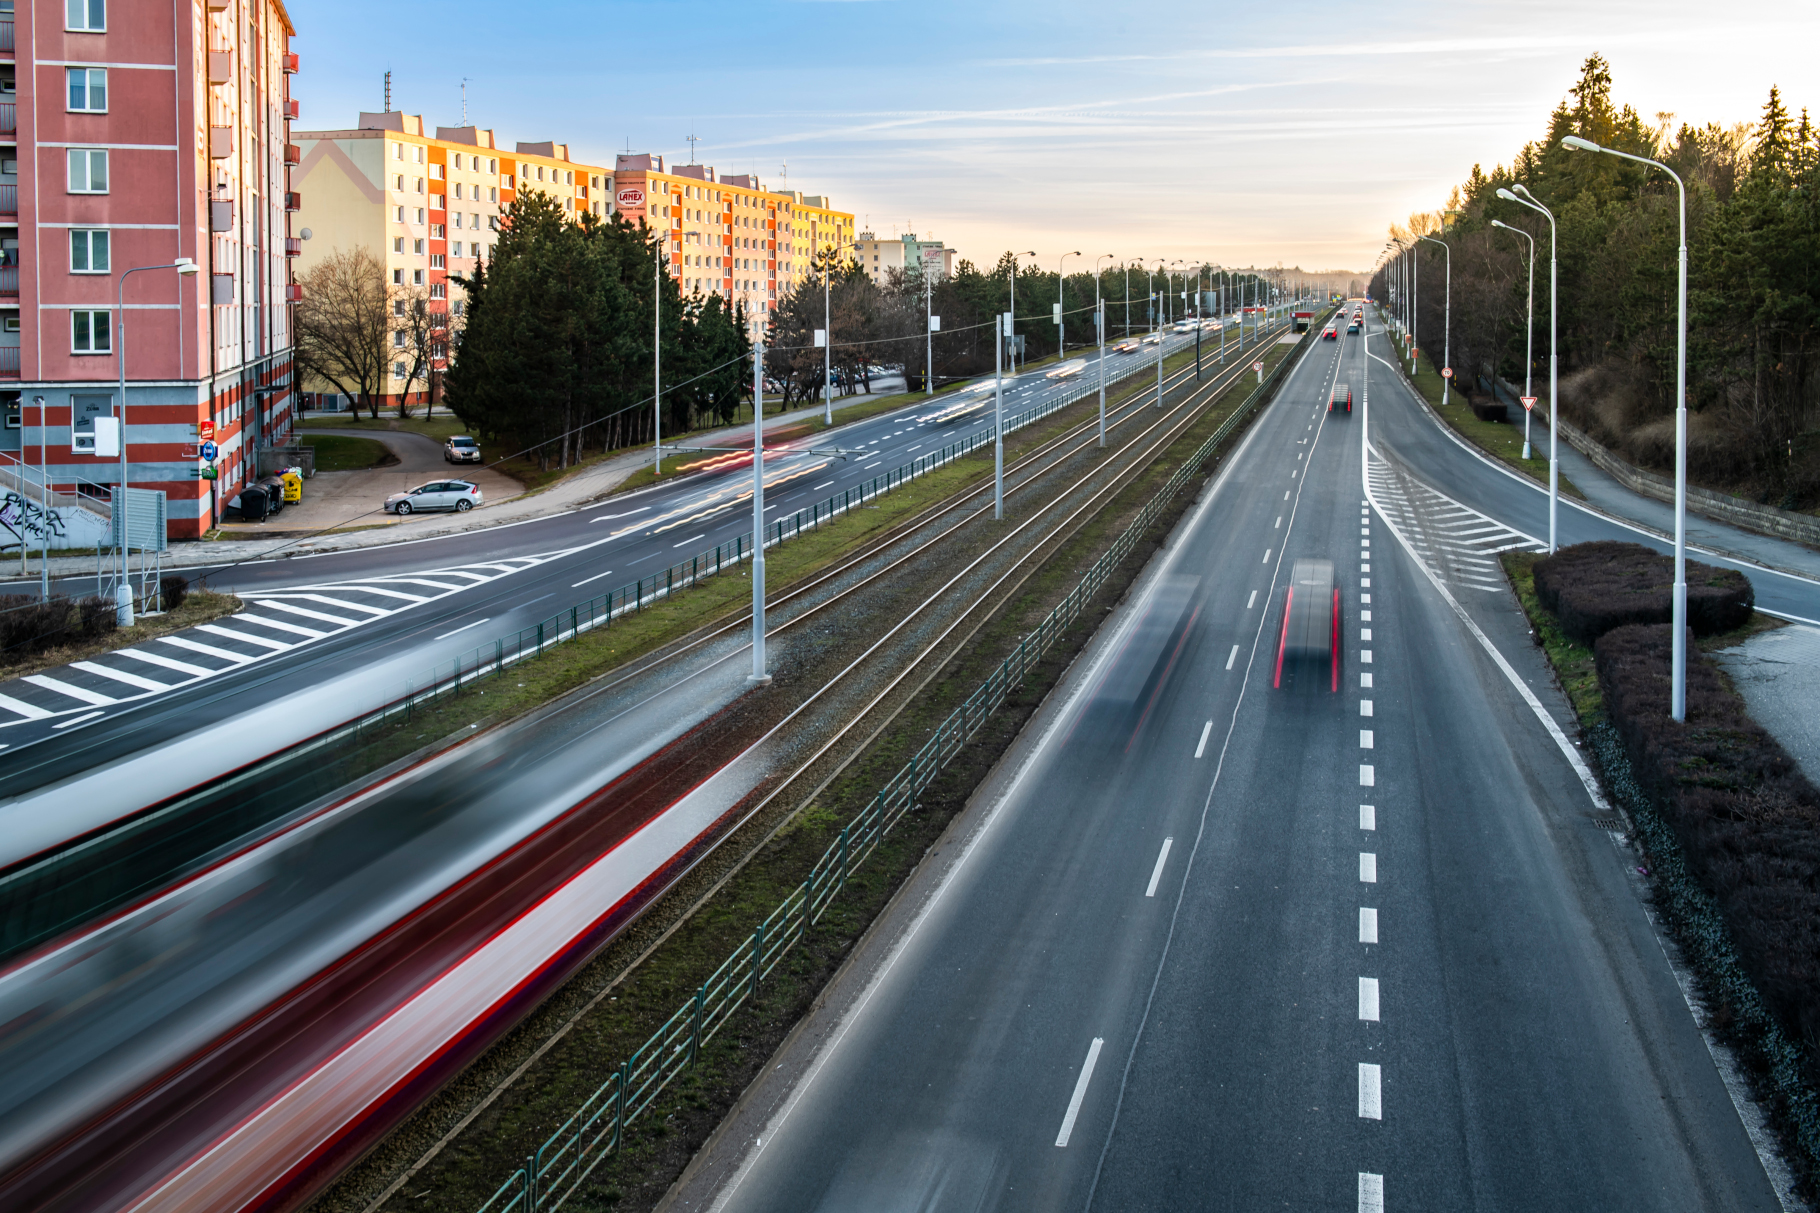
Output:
[294,247,392,420]
[389,286,438,418]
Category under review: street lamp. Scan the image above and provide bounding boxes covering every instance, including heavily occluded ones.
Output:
[995,310,1010,519]
[1564,132,1691,721]
[1490,218,1537,459]
[1094,253,1114,448]
[1057,250,1079,361]
[1152,259,1166,407]
[1009,250,1035,374]
[115,256,199,624]
[1496,184,1560,557]
[1417,233,1450,405]
[750,339,770,682]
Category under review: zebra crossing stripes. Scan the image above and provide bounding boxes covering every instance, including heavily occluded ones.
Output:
[0,551,574,729]
[1367,448,1544,590]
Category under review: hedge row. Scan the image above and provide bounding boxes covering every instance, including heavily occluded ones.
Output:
[1535,541,1752,645]
[0,594,116,663]
[1594,622,1820,1053]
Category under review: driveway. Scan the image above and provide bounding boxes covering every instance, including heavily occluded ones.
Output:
[216,428,523,536]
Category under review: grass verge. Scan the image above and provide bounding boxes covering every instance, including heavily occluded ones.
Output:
[0,590,242,679]
[320,335,1298,1213]
[299,434,395,472]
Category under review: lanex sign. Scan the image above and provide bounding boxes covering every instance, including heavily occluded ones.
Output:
[615,186,645,209]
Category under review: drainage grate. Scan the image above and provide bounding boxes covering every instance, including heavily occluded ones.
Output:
[1590,815,1625,831]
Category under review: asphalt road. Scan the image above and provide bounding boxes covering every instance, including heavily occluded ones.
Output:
[665,313,1786,1212]
[0,319,1254,816]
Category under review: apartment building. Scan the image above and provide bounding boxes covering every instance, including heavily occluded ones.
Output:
[610,155,855,326]
[0,0,301,541]
[291,112,607,407]
[854,230,954,287]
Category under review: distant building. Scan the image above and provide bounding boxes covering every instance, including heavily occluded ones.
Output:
[291,112,608,407]
[854,231,954,287]
[0,0,302,539]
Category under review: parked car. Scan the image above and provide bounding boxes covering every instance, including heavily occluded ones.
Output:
[386,480,482,515]
[445,435,482,463]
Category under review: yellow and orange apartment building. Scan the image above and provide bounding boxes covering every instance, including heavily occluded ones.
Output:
[290,113,608,408]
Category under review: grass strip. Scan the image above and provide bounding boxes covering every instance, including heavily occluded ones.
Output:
[328,335,1300,1213]
[299,434,394,472]
[1503,549,1820,1201]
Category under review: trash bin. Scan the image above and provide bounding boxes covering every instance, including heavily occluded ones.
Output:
[279,470,303,503]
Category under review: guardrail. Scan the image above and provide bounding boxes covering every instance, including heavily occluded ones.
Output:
[0,324,1292,966]
[470,321,1316,1213]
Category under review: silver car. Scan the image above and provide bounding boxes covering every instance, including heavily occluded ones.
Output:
[386,480,481,515]
[444,435,481,463]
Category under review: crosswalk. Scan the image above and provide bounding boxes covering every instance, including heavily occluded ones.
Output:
[0,553,570,730]
[1367,446,1544,590]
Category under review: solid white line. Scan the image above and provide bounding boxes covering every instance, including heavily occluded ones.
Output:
[1144,838,1174,898]
[590,506,651,523]
[1194,720,1212,758]
[1360,852,1377,882]
[1246,590,1258,609]
[1359,1171,1385,1213]
[52,709,105,729]
[1360,804,1376,830]
[1056,1038,1105,1146]
[434,618,492,641]
[1360,907,1379,943]
[71,660,171,690]
[1358,1063,1382,1119]
[1359,976,1380,1021]
[571,569,616,588]
[1359,764,1375,786]
[1225,644,1240,670]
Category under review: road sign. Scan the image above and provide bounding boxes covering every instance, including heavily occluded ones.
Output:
[1441,367,1453,379]
[1521,396,1538,412]
[200,440,219,461]
[198,420,215,441]
[1251,360,1264,372]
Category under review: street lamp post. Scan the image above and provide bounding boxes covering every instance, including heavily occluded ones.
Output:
[1490,218,1537,459]
[925,261,935,396]
[115,257,198,624]
[654,239,664,477]
[823,238,857,425]
[1563,134,1691,721]
[1417,233,1451,405]
[1009,250,1035,374]
[1057,250,1079,360]
[1497,185,1559,557]
[750,340,770,683]
[994,311,1009,519]
[1152,260,1166,407]
[1094,253,1114,448]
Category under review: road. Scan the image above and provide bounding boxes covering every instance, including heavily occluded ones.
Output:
[0,319,1247,837]
[664,311,1789,1212]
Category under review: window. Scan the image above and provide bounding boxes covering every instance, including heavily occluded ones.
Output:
[565,171,573,185]
[393,331,404,348]
[70,228,109,273]
[394,144,404,161]
[393,299,405,317]
[414,146,424,163]
[414,177,424,193]
[395,174,404,192]
[66,0,104,32]
[393,361,405,377]
[429,282,445,299]
[454,154,464,170]
[392,268,403,284]
[395,205,405,222]
[430,224,444,238]
[451,241,462,257]
[67,68,106,112]
[488,187,497,202]
[453,213,463,229]
[67,148,107,193]
[413,238,424,254]
[452,300,465,316]
[3,317,19,333]
[536,166,545,181]
[412,269,423,285]
[392,236,404,253]
[71,309,111,353]
[429,254,444,269]
[454,183,463,200]
[488,158,497,173]
[429,164,443,180]
[415,208,425,223]
[430,194,443,209]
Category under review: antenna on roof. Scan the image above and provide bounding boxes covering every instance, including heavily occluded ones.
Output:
[686,127,699,164]
[384,70,392,113]
[460,78,470,126]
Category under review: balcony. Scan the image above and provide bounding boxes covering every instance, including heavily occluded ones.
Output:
[283,142,301,165]
[0,266,16,297]
[0,21,12,54]
[283,191,301,211]
[284,237,301,257]
[0,104,13,137]
[208,52,232,85]
[283,283,303,302]
[0,348,18,378]
[209,126,234,159]
[282,52,299,73]
[0,184,15,217]
[283,99,299,120]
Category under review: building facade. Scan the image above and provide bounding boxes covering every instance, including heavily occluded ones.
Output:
[854,230,953,287]
[609,155,855,328]
[0,0,302,541]
[291,112,607,408]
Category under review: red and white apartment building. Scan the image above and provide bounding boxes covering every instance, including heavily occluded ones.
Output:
[0,0,301,542]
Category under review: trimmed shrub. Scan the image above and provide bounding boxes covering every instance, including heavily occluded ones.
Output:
[0,595,79,661]
[1468,397,1508,423]
[1595,623,1820,1049]
[1534,541,1752,645]
[76,596,117,640]
[160,574,189,613]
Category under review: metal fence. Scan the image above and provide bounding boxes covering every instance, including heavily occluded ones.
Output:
[469,323,1313,1213]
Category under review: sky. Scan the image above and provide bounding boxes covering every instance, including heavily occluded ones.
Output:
[289,0,1819,276]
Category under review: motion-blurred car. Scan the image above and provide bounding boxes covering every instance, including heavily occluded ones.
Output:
[1347,319,1361,334]
[386,480,482,515]
[1114,339,1141,354]
[1141,332,1162,345]
[1330,382,1353,414]
[444,435,482,463]
[1324,326,1338,340]
[1274,557,1339,691]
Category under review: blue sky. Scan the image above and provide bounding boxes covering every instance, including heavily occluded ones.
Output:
[290,0,1818,273]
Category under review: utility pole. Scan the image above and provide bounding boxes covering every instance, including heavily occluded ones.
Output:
[749,341,769,683]
[995,312,1008,519]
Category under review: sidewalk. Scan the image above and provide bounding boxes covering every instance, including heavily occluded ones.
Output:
[34,381,923,576]
[1712,624,1820,790]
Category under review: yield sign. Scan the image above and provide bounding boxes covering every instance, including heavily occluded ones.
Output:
[1521,396,1538,412]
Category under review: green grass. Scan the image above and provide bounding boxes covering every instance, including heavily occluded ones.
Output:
[1502,550,1603,720]
[298,433,392,472]
[299,412,469,444]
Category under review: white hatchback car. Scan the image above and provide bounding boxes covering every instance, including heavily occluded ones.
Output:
[386,480,482,515]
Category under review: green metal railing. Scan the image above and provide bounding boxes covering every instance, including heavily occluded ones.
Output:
[469,324,1314,1213]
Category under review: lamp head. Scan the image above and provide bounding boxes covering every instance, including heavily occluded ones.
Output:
[1490,219,1511,230]
[1512,183,1536,200]
[174,258,199,275]
[1495,187,1519,203]
[1561,135,1601,154]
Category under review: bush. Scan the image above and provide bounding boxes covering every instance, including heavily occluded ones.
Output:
[160,574,189,613]
[1534,541,1752,645]
[1469,397,1508,423]
[1595,623,1820,1050]
[77,595,117,640]
[0,595,79,662]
